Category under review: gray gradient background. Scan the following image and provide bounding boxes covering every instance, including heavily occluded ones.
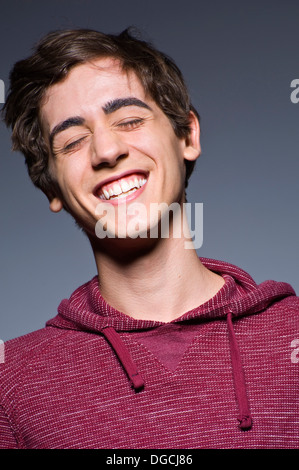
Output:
[1,0,298,341]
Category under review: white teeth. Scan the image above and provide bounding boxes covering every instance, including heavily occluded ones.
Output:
[99,175,147,200]
[128,179,136,190]
[112,182,122,195]
[120,180,130,193]
[103,189,110,199]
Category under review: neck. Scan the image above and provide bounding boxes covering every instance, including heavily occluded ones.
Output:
[89,212,224,323]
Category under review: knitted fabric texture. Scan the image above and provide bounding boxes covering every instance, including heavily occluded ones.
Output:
[0,258,298,449]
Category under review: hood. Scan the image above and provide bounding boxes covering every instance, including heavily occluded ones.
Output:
[46,257,296,430]
[47,257,295,333]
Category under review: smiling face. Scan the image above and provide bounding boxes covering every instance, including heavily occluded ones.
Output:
[40,57,200,242]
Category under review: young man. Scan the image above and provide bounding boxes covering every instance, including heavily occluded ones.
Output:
[1,28,298,449]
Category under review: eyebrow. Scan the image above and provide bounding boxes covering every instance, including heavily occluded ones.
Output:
[102,97,152,114]
[49,97,152,147]
[49,116,85,147]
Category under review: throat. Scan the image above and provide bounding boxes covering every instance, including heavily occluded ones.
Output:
[95,248,224,323]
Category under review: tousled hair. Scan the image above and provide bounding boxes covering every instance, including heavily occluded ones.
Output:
[3,28,199,199]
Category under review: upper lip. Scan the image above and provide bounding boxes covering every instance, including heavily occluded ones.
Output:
[93,169,149,196]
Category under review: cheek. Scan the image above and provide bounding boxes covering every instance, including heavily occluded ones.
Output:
[55,156,86,190]
[163,140,187,177]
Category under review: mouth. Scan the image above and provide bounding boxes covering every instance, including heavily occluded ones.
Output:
[95,171,148,203]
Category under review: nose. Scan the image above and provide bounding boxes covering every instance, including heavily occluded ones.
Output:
[91,127,129,168]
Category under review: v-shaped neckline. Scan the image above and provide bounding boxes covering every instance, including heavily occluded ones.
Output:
[128,322,202,372]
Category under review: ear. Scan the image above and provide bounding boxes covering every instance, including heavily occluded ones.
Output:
[49,196,63,213]
[183,111,201,162]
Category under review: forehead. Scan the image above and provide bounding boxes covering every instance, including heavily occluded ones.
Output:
[40,57,147,132]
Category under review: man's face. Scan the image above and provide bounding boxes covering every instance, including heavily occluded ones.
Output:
[40,57,200,241]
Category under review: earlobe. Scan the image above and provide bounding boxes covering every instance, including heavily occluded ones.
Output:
[184,145,201,161]
[49,197,63,213]
[183,111,201,162]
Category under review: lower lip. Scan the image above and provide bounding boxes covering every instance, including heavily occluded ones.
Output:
[98,180,147,206]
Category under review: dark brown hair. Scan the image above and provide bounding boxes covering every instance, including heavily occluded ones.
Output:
[3,28,199,199]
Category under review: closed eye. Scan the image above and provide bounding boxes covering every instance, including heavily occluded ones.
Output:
[60,136,88,154]
[116,118,145,130]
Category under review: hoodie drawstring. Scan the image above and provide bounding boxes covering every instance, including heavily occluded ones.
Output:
[101,326,144,391]
[101,319,252,431]
[227,312,252,430]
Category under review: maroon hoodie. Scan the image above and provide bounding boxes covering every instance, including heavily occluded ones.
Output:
[0,258,298,449]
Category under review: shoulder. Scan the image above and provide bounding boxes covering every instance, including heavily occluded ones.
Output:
[0,326,74,391]
[2,326,68,365]
[250,294,299,331]
[269,294,299,320]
